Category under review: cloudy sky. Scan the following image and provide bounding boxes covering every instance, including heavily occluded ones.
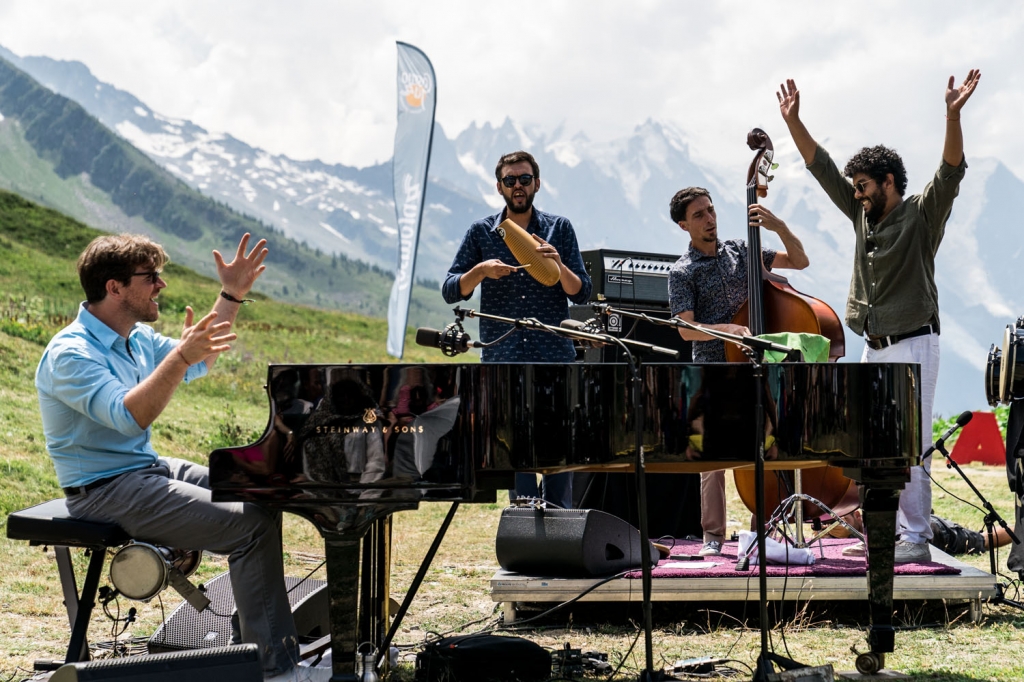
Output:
[1,1,1022,183]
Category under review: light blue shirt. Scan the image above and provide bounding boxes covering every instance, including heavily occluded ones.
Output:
[36,303,208,488]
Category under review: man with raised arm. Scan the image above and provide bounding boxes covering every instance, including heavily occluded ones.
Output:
[777,70,981,563]
[668,186,809,556]
[36,233,328,681]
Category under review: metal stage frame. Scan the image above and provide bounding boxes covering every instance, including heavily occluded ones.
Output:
[491,546,998,625]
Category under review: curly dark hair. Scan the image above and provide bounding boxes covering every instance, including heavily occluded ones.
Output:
[494,150,539,181]
[843,145,908,196]
[669,187,712,223]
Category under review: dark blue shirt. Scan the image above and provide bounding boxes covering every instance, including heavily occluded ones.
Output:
[668,238,775,362]
[442,208,592,362]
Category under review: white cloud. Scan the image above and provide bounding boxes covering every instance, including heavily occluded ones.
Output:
[0,0,1021,180]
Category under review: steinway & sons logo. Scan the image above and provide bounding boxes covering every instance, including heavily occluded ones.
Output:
[314,408,424,435]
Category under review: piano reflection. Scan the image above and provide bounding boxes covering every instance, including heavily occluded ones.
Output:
[211,361,919,677]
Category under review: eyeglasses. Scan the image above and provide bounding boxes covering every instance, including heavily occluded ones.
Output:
[131,271,163,284]
[500,174,534,188]
[853,179,875,194]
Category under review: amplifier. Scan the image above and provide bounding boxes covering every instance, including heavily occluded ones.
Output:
[581,249,680,306]
[568,304,691,363]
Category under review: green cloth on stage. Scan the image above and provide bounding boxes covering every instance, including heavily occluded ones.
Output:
[757,332,830,364]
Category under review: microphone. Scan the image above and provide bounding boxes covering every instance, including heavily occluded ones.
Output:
[560,318,608,347]
[415,325,483,356]
[924,410,973,458]
[559,319,589,332]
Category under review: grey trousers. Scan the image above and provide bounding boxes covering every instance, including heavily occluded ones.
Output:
[65,457,300,674]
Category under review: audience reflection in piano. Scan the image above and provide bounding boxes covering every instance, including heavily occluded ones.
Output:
[210,361,919,674]
[215,366,464,516]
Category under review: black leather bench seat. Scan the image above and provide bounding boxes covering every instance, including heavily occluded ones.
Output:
[6,498,129,548]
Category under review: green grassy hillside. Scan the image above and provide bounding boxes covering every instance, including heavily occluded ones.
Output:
[0,56,455,329]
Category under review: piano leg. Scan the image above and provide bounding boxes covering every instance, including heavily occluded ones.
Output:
[859,483,900,669]
[323,517,391,681]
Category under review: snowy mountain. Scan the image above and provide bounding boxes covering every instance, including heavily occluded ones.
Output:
[3,44,1021,418]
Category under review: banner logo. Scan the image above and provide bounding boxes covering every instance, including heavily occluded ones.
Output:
[399,71,433,112]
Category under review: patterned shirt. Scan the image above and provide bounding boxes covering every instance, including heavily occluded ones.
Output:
[668,239,776,362]
[442,208,592,362]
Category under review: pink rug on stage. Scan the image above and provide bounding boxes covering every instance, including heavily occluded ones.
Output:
[623,538,959,579]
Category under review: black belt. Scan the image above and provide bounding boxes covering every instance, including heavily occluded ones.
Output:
[63,472,125,497]
[865,323,937,351]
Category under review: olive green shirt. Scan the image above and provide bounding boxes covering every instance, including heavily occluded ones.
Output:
[807,144,966,337]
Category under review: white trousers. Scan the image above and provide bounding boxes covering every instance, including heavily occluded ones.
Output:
[861,333,940,544]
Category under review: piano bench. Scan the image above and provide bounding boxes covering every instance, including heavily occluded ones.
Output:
[6,498,131,669]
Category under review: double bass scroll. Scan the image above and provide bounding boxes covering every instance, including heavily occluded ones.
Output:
[724,128,846,362]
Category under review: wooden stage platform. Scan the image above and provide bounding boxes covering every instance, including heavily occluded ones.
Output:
[491,545,999,624]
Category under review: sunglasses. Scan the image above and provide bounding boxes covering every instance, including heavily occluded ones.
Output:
[131,270,163,284]
[853,179,875,194]
[500,174,535,188]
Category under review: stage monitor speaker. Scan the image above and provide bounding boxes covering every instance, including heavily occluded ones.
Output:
[149,572,328,654]
[568,304,691,363]
[495,507,658,577]
[51,644,261,681]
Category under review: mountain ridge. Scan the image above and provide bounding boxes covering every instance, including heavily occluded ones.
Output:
[2,44,1021,414]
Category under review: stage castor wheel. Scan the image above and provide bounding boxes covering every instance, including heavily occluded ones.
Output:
[855,651,885,675]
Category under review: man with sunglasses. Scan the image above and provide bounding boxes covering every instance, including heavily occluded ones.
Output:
[443,150,592,509]
[777,70,981,564]
[35,234,328,681]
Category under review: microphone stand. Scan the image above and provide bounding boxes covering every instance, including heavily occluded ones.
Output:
[454,306,680,360]
[596,304,806,680]
[933,439,1024,611]
[456,306,671,680]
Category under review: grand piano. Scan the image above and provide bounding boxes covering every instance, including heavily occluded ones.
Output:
[210,361,919,679]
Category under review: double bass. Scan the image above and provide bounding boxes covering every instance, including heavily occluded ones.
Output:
[727,128,851,518]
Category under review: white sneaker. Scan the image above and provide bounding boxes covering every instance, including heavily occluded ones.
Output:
[699,540,723,556]
[264,664,333,682]
[842,541,866,557]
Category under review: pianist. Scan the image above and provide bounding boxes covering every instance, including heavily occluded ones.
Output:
[778,70,980,563]
[35,233,325,681]
[442,150,592,508]
[667,186,809,556]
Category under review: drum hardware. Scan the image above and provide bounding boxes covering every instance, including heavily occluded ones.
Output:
[109,542,210,611]
[985,344,1002,407]
[997,321,1024,404]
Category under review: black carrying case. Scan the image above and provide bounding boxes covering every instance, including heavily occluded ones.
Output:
[414,634,551,682]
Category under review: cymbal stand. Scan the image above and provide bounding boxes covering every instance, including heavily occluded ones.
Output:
[934,440,1024,611]
[763,492,864,552]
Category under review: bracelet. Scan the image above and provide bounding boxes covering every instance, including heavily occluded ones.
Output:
[174,345,190,366]
[220,290,255,305]
[945,114,960,121]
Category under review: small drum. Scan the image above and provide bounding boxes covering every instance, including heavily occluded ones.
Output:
[985,344,1002,407]
[109,542,202,601]
[999,324,1024,404]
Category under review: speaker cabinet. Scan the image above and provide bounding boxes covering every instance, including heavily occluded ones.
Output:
[51,644,261,681]
[495,507,658,577]
[148,572,328,654]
